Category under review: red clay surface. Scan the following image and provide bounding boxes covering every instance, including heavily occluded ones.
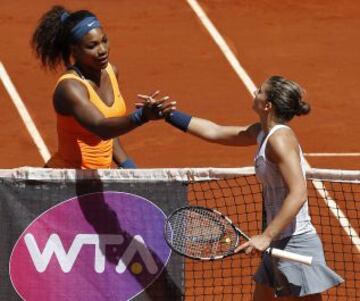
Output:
[0,0,359,169]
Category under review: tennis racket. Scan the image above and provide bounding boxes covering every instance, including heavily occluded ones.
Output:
[164,206,312,265]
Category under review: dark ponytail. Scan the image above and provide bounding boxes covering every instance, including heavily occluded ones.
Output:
[31,6,96,70]
[31,6,69,70]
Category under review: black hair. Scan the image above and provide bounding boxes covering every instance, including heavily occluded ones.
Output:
[31,6,96,70]
[265,75,311,122]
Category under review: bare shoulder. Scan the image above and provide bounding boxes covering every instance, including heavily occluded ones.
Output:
[266,127,300,161]
[236,122,262,146]
[53,79,89,114]
[270,126,298,143]
[55,78,88,100]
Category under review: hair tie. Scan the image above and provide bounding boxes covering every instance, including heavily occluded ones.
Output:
[60,12,70,23]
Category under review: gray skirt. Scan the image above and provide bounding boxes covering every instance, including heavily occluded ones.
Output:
[254,233,344,297]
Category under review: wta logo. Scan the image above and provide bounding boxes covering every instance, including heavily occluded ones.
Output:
[9,192,171,301]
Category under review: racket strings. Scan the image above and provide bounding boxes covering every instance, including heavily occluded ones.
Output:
[166,207,238,259]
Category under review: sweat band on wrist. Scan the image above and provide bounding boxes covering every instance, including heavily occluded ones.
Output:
[130,108,148,126]
[165,111,192,132]
[119,159,137,169]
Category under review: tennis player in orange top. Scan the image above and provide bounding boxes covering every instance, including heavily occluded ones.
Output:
[31,6,174,169]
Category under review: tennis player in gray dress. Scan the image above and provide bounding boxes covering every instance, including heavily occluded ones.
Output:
[160,75,344,300]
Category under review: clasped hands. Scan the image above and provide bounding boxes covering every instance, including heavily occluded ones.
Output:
[136,91,176,120]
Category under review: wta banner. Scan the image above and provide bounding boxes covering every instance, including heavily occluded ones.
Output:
[0,168,187,301]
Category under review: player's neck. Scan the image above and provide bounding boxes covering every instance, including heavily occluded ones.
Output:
[74,63,103,85]
[260,115,277,134]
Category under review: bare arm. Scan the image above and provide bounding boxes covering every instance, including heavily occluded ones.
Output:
[54,80,138,139]
[236,128,307,253]
[186,117,261,146]
[262,129,307,240]
[53,79,169,140]
[113,138,132,166]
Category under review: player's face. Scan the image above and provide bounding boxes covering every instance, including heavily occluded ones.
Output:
[73,28,110,70]
[252,82,270,115]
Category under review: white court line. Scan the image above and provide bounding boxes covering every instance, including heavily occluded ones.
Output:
[0,62,50,163]
[312,180,360,252]
[305,153,360,157]
[186,0,360,252]
[186,0,257,96]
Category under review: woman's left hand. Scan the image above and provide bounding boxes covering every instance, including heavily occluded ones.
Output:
[235,234,272,256]
[136,91,176,120]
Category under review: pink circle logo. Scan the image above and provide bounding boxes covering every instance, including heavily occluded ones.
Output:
[9,192,171,300]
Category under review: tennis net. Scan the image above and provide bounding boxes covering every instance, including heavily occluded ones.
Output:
[0,167,359,300]
[184,167,360,301]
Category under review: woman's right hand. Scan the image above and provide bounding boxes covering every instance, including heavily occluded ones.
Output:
[136,91,176,120]
[235,234,272,256]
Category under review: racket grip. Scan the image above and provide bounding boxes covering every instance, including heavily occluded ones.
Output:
[267,247,313,265]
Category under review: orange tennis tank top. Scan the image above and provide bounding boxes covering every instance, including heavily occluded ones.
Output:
[46,64,126,169]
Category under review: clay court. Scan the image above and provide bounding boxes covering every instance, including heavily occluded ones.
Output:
[0,1,359,301]
[0,0,359,169]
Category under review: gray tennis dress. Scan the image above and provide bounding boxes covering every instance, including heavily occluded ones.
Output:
[254,124,344,297]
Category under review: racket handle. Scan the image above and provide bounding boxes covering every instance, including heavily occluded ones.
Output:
[266,247,313,265]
